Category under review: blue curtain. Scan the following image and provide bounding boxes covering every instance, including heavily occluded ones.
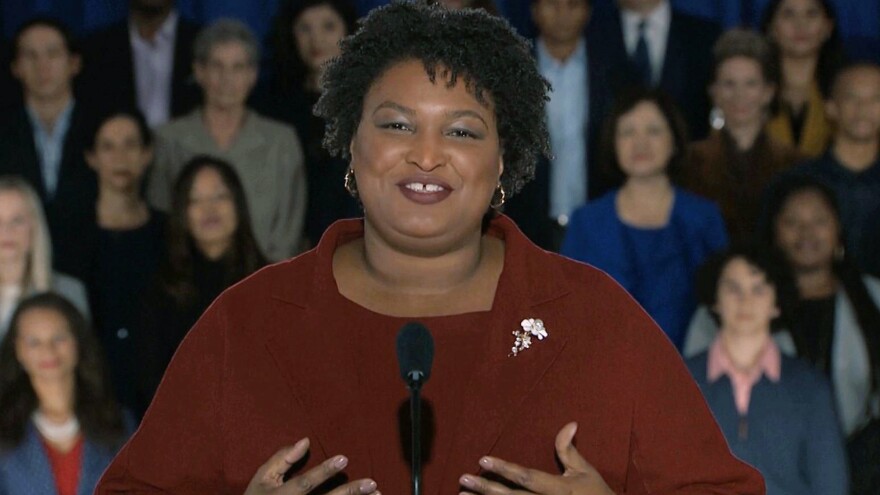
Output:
[2,0,877,62]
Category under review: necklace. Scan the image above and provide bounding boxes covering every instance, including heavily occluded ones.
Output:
[32,411,80,443]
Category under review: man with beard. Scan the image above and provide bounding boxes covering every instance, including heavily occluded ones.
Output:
[79,0,200,127]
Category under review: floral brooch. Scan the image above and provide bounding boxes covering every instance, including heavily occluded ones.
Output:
[510,318,548,357]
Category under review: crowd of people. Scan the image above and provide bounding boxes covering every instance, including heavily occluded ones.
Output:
[0,0,876,493]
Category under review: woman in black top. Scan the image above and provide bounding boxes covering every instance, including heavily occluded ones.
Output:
[259,0,361,245]
[764,176,880,437]
[133,156,266,416]
[84,109,166,413]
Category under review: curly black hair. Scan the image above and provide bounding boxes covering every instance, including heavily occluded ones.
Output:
[314,0,550,198]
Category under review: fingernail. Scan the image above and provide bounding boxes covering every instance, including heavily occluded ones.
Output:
[460,475,475,488]
[479,457,493,469]
[334,456,348,468]
[360,480,377,493]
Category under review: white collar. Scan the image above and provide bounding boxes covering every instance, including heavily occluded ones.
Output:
[621,1,671,32]
[130,9,179,45]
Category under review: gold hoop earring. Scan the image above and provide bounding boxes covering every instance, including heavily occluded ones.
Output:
[490,183,507,209]
[344,167,358,199]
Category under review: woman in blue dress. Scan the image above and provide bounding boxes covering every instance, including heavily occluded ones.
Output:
[561,88,728,350]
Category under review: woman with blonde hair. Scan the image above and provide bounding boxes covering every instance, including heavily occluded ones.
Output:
[0,177,89,337]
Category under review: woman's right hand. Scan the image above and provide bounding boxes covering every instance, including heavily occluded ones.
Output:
[244,438,380,495]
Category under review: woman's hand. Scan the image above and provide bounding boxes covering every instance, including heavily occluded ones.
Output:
[244,438,380,495]
[459,423,615,495]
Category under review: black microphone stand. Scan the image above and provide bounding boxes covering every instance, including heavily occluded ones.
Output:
[407,371,425,495]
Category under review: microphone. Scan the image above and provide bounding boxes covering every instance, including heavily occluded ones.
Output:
[396,322,434,495]
[396,322,435,389]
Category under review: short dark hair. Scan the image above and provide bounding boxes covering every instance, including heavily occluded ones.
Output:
[87,108,153,151]
[270,0,360,92]
[0,293,126,449]
[12,17,78,57]
[315,1,551,198]
[598,87,689,185]
[696,243,797,332]
[829,61,880,98]
[711,28,778,86]
[161,155,267,305]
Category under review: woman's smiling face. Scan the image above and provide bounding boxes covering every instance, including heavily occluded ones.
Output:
[349,59,503,252]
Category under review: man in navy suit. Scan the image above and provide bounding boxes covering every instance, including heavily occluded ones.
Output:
[589,0,719,140]
[0,18,97,282]
[504,0,610,251]
[78,0,200,128]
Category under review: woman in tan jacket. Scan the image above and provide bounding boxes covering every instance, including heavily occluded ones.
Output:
[684,29,801,244]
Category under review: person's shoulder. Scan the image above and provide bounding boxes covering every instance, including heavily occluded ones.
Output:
[780,355,831,391]
[861,275,880,301]
[155,112,199,139]
[217,248,319,309]
[571,191,616,219]
[684,134,723,178]
[674,188,724,224]
[675,188,718,209]
[564,192,617,237]
[81,21,128,47]
[0,104,27,131]
[250,111,299,136]
[684,350,709,381]
[671,9,721,37]
[176,17,202,38]
[537,246,637,309]
[51,271,87,295]
[791,152,835,174]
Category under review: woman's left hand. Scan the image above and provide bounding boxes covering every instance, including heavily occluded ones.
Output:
[459,422,615,495]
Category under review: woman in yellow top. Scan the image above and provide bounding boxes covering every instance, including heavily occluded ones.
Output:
[761,0,845,157]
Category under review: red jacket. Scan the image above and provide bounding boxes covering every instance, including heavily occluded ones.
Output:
[96,216,764,494]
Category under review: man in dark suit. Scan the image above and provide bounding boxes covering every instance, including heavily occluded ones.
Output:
[79,0,200,127]
[589,0,719,140]
[0,18,97,281]
[504,0,610,251]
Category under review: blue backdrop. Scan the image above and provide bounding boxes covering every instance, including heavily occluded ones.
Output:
[2,0,877,62]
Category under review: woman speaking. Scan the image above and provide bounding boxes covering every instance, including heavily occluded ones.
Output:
[96,3,763,494]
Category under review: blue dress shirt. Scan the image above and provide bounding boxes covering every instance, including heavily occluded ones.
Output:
[26,100,74,198]
[537,37,588,225]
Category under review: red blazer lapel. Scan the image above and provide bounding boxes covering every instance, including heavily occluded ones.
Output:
[263,297,375,480]
[434,216,573,493]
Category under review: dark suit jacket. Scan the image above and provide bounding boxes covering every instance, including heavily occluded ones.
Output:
[78,17,200,118]
[682,130,801,244]
[589,7,720,140]
[504,37,611,251]
[0,103,98,281]
[0,40,20,110]
[96,216,764,494]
